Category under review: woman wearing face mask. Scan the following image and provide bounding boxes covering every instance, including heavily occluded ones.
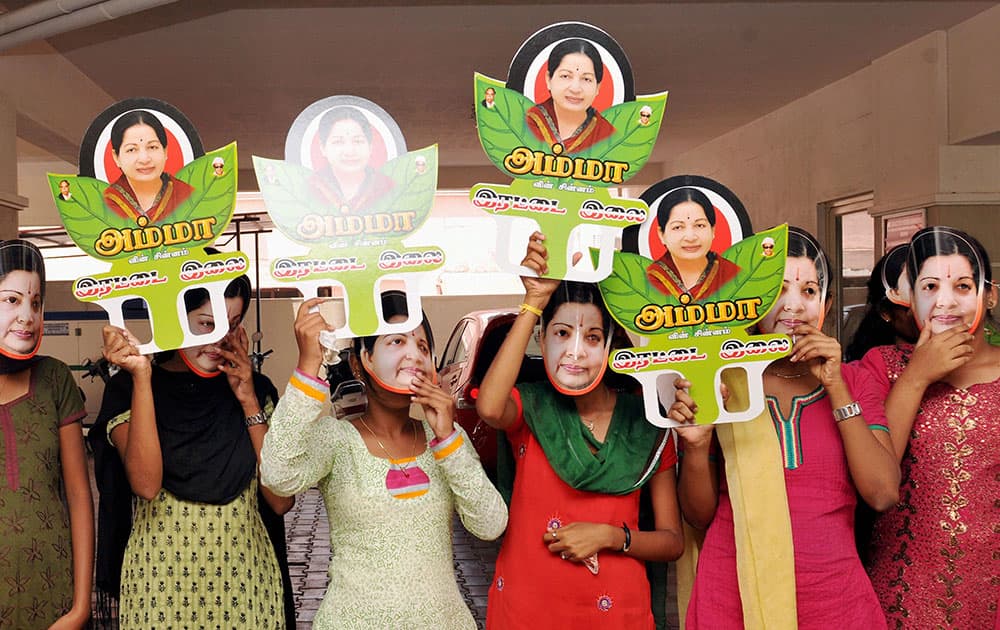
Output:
[103,109,193,224]
[675,228,899,629]
[476,232,683,629]
[844,245,919,363]
[0,240,93,630]
[260,291,507,629]
[645,187,740,300]
[310,106,395,214]
[95,275,291,629]
[525,38,616,155]
[859,227,999,628]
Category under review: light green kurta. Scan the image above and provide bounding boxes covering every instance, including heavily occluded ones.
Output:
[261,376,507,630]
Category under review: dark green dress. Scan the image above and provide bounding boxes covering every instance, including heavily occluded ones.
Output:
[0,357,86,629]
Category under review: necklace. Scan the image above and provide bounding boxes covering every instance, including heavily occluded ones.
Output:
[579,388,612,433]
[358,416,419,478]
[767,367,810,379]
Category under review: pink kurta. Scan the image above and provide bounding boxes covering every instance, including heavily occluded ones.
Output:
[861,345,1000,629]
[687,363,887,629]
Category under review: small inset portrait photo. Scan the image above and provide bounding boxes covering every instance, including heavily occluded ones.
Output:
[482,87,497,110]
[212,156,225,177]
[415,155,428,175]
[57,179,73,201]
[761,236,775,257]
[638,105,653,127]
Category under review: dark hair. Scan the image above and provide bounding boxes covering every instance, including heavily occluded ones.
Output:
[111,110,168,154]
[318,107,373,145]
[0,240,46,303]
[845,249,914,362]
[906,226,991,289]
[183,276,251,319]
[58,179,69,186]
[547,38,604,84]
[484,87,496,95]
[656,187,716,230]
[787,226,830,292]
[354,290,434,357]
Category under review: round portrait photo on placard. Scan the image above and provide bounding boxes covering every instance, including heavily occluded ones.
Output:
[284,96,407,215]
[506,22,634,155]
[78,98,203,225]
[623,175,753,303]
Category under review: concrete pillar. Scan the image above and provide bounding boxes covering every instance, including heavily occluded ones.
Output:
[0,92,29,239]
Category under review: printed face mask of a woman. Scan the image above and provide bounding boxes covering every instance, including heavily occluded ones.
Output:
[541,301,613,396]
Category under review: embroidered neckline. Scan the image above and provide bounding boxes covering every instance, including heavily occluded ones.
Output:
[766,385,825,470]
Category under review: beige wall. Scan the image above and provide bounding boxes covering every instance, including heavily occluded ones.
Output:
[948,4,1000,144]
[669,7,1000,245]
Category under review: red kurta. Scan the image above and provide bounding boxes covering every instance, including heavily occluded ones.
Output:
[486,390,676,629]
[861,346,1000,629]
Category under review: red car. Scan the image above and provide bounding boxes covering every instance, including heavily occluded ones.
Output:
[437,308,544,478]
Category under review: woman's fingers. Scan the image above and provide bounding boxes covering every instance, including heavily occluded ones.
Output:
[296,297,327,320]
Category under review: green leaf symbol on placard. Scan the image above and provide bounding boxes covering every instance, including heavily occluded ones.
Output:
[600,225,789,337]
[375,145,438,223]
[49,144,238,261]
[712,225,789,325]
[169,143,238,232]
[251,156,314,242]
[50,175,133,258]
[599,252,664,335]
[577,94,668,184]
[254,145,438,249]
[474,74,548,174]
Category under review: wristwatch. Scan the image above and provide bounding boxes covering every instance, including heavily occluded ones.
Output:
[245,410,268,428]
[832,401,862,423]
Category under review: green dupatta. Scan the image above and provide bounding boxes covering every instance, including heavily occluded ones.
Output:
[517,382,668,495]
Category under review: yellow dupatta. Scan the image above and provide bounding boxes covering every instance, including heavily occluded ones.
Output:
[677,372,798,629]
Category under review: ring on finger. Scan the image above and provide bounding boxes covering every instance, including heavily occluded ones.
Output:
[560,553,567,560]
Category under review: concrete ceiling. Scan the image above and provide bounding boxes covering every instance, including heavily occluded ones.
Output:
[11,1,998,184]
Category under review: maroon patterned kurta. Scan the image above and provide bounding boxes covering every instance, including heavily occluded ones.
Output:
[860,346,1000,629]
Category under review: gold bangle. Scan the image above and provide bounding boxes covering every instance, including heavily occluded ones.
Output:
[519,302,543,317]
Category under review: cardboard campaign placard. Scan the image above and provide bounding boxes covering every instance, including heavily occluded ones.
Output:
[50,98,245,354]
[472,22,667,282]
[253,96,441,340]
[600,175,795,427]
